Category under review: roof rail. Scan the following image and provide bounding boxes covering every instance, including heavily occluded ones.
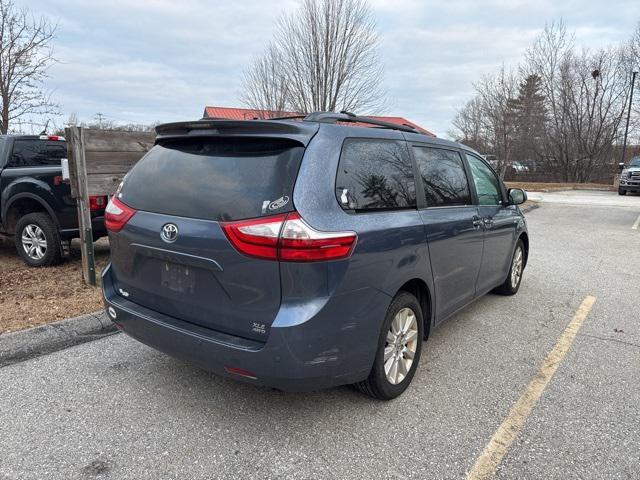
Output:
[302,111,419,133]
[267,114,307,121]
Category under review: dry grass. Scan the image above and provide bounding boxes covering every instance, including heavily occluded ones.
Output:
[506,181,614,192]
[0,237,109,335]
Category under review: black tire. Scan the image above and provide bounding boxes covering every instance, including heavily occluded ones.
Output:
[493,239,525,295]
[355,292,424,400]
[14,212,62,267]
[618,188,626,196]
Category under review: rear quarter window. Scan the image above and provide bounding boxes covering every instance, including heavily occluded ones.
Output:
[8,140,64,167]
[120,137,304,221]
[335,139,416,212]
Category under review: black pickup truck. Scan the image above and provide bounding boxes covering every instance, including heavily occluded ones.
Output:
[0,135,107,267]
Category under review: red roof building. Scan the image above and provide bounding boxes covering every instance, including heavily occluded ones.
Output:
[203,106,435,137]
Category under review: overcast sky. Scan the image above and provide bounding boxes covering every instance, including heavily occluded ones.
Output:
[21,0,640,137]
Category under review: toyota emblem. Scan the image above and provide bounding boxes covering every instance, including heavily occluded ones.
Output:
[161,223,178,243]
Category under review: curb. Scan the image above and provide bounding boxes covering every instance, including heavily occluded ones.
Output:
[531,187,614,193]
[520,202,540,214]
[0,310,117,368]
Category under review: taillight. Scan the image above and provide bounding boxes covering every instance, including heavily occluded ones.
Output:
[279,212,357,261]
[220,214,286,260]
[221,211,357,262]
[89,195,107,211]
[104,196,137,232]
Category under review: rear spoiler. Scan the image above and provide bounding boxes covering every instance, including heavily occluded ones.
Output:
[155,119,319,146]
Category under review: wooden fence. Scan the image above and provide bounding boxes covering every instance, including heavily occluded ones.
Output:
[65,127,155,285]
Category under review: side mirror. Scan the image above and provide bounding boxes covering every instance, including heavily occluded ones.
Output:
[618,162,625,172]
[508,188,527,206]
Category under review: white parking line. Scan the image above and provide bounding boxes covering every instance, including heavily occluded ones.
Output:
[632,215,640,230]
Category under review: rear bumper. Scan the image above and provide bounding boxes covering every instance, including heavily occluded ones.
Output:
[101,263,387,391]
[59,215,107,239]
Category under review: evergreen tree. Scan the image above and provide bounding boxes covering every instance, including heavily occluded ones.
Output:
[508,74,547,170]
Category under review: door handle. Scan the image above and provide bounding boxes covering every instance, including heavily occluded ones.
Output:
[472,216,483,229]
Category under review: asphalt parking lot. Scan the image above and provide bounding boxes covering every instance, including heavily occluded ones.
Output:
[1,191,639,480]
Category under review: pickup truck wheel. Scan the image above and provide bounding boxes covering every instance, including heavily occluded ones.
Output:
[15,213,62,267]
[618,188,626,196]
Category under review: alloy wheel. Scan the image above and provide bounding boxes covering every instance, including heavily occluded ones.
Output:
[21,224,48,260]
[511,246,523,288]
[384,307,419,385]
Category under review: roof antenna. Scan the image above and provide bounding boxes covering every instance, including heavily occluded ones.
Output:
[40,119,50,135]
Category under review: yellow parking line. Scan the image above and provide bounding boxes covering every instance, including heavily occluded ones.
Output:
[466,295,597,480]
[632,215,640,230]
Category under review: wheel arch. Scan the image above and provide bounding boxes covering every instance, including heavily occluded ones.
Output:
[397,278,433,340]
[518,231,529,266]
[2,193,58,234]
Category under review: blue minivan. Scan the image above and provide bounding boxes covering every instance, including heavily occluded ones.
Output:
[102,113,528,399]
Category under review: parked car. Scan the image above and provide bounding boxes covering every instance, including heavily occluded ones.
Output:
[0,134,107,266]
[102,113,529,400]
[511,162,530,173]
[618,156,640,195]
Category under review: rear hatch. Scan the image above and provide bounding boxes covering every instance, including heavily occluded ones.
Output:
[109,127,313,342]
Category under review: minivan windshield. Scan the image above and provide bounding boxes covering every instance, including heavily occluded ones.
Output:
[120,137,304,221]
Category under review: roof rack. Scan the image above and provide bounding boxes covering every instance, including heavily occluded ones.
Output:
[302,111,419,133]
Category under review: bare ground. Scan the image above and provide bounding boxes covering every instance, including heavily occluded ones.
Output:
[0,237,109,335]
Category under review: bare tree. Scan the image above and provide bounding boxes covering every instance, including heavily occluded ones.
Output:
[522,21,574,179]
[559,47,630,181]
[0,0,57,134]
[240,45,290,117]
[475,67,519,178]
[524,21,631,181]
[626,21,640,143]
[452,19,637,183]
[450,96,490,154]
[450,66,519,179]
[241,0,385,115]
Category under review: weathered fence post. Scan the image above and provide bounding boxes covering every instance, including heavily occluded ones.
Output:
[66,126,96,285]
[65,127,156,286]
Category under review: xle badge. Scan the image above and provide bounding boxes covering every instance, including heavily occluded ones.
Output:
[252,322,266,334]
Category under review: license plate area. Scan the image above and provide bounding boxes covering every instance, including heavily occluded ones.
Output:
[161,262,195,294]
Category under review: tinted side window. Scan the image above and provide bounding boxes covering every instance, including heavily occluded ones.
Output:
[9,140,63,167]
[336,139,416,211]
[413,147,471,207]
[46,142,67,160]
[465,154,502,205]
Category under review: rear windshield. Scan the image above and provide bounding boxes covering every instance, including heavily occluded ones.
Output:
[120,137,304,221]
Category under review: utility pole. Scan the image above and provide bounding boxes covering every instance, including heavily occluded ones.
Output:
[95,112,105,129]
[620,71,637,166]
